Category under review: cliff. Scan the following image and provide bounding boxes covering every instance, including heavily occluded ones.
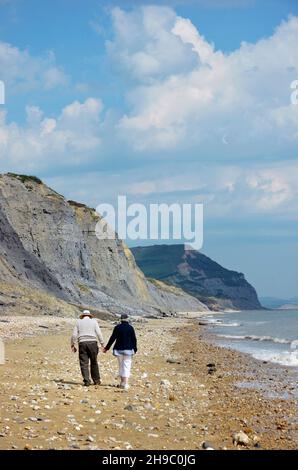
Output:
[0,174,207,317]
[132,244,262,311]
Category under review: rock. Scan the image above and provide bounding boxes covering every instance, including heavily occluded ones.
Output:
[202,441,215,450]
[207,364,217,374]
[124,404,135,412]
[86,436,94,442]
[166,358,181,364]
[24,444,33,450]
[160,379,171,388]
[233,431,250,446]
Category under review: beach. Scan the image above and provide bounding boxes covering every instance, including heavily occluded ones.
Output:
[0,315,297,450]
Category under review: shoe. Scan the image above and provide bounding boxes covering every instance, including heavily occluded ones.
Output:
[120,383,130,390]
[83,381,91,387]
[94,380,101,385]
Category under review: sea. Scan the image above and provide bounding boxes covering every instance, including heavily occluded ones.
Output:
[200,309,298,368]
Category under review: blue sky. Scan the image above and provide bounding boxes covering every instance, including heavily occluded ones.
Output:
[0,0,298,298]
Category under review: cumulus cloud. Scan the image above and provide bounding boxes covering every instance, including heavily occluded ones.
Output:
[44,158,298,223]
[0,42,69,93]
[122,161,298,217]
[106,6,199,81]
[0,98,103,172]
[107,7,298,156]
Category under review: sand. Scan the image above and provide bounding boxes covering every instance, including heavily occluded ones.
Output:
[0,316,297,450]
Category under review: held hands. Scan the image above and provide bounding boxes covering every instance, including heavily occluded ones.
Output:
[71,345,77,353]
[102,346,107,353]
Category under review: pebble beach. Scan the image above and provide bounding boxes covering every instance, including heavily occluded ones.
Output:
[0,315,297,450]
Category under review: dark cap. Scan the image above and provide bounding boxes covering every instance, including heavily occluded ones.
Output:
[120,313,128,320]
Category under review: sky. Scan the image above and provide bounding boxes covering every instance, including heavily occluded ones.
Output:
[0,0,298,298]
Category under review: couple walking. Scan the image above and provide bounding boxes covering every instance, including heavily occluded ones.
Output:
[71,310,137,390]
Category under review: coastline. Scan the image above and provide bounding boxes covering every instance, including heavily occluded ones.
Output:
[175,319,297,449]
[0,315,297,450]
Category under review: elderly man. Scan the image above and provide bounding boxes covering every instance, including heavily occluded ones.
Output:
[71,310,105,386]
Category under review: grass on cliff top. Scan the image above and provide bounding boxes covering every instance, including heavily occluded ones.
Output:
[68,200,98,218]
[6,173,43,185]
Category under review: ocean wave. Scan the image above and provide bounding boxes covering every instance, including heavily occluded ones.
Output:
[202,319,240,327]
[251,349,298,367]
[218,334,292,345]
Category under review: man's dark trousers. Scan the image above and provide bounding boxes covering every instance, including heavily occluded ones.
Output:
[78,341,100,385]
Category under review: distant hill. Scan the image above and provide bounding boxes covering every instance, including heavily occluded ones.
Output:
[260,296,298,309]
[132,244,263,311]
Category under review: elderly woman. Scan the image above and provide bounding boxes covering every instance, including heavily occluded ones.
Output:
[103,314,137,390]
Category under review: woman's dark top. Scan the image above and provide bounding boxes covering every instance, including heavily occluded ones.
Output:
[105,321,137,353]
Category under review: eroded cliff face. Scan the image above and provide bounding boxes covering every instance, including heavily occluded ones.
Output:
[132,244,262,311]
[0,174,207,316]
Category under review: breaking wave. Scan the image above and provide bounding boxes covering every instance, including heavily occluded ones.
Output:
[218,334,293,345]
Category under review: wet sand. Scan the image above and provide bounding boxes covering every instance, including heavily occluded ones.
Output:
[0,316,297,450]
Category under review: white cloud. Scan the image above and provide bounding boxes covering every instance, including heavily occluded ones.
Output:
[44,159,298,221]
[107,8,298,156]
[0,42,69,93]
[106,6,199,81]
[122,161,298,216]
[0,98,103,172]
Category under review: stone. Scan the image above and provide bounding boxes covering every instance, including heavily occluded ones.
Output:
[202,441,215,450]
[160,379,171,388]
[233,431,250,446]
[166,358,181,364]
[124,404,135,412]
